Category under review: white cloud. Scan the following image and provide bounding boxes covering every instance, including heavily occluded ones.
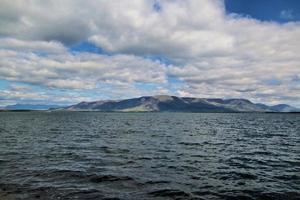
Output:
[0,38,66,53]
[0,86,48,102]
[0,85,96,106]
[0,0,299,106]
[0,47,168,90]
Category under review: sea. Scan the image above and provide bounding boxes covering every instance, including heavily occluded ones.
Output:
[0,112,299,200]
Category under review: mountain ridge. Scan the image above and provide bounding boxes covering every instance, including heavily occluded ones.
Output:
[63,95,299,113]
[2,104,62,110]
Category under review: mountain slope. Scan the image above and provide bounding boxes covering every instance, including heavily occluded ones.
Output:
[64,95,299,112]
[269,104,300,112]
[66,95,234,112]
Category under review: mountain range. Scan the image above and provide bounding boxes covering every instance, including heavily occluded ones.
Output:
[1,104,61,110]
[63,95,299,113]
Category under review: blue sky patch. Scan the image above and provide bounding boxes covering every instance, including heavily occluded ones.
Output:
[70,41,105,54]
[153,1,162,12]
[225,0,300,22]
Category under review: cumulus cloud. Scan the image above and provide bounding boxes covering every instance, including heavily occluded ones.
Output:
[0,84,95,106]
[0,0,91,44]
[0,0,299,106]
[0,46,168,90]
[0,38,66,53]
[0,85,49,106]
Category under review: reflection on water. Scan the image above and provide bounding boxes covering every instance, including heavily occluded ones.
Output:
[0,112,299,200]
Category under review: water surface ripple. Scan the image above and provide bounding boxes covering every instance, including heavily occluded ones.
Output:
[0,112,299,200]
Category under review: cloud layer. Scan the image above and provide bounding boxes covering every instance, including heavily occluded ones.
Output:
[0,39,167,89]
[0,0,299,106]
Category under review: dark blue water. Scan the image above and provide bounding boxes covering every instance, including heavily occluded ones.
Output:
[0,112,299,200]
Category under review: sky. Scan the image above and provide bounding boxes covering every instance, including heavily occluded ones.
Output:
[0,0,299,107]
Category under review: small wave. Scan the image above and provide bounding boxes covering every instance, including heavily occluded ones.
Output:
[234,172,257,180]
[219,194,254,200]
[148,189,192,198]
[192,190,220,199]
[274,174,300,181]
[40,169,85,179]
[243,150,276,156]
[34,170,137,185]
[0,159,9,163]
[215,190,300,200]
[64,189,104,199]
[0,183,63,200]
[136,156,152,160]
[213,171,257,180]
[98,146,130,154]
[145,180,171,184]
[89,175,134,183]
[178,142,202,146]
[225,157,256,169]
[0,128,8,133]
[281,159,300,166]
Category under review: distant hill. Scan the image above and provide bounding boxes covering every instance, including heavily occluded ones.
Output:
[63,95,299,113]
[4,104,62,110]
[269,104,299,112]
